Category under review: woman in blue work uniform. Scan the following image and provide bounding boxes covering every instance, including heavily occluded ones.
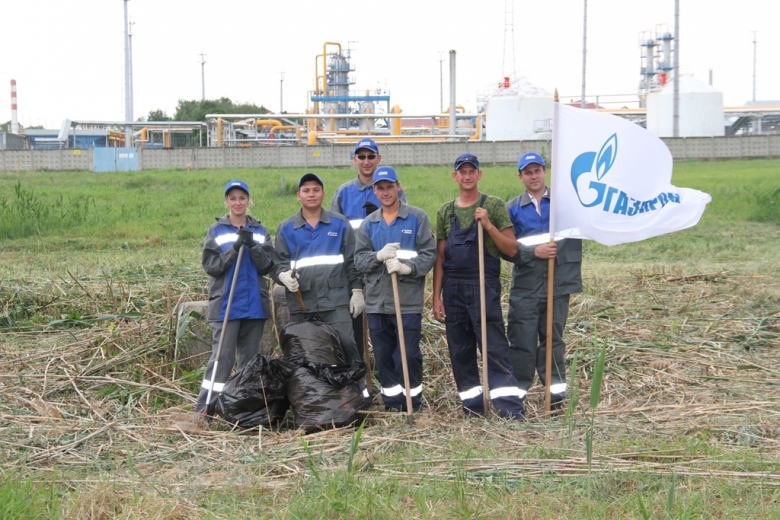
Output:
[195,180,274,414]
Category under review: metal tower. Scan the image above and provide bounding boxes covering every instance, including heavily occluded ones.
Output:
[502,0,516,77]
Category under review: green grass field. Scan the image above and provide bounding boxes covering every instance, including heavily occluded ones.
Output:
[1,159,779,519]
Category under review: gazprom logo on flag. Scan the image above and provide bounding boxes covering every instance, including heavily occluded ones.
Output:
[570,134,680,216]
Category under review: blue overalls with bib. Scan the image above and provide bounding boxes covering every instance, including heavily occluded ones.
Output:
[442,195,526,419]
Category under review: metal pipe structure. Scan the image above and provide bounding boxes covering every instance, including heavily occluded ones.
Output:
[672,0,680,137]
[205,112,482,120]
[10,80,18,134]
[448,50,456,140]
[313,42,342,114]
[123,0,133,146]
[581,0,588,109]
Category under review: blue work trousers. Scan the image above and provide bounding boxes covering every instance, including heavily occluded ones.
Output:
[368,313,423,412]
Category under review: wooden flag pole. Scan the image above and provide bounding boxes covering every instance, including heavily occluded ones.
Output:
[545,89,560,413]
[477,221,491,414]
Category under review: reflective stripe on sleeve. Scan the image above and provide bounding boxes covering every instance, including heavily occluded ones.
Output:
[489,386,524,400]
[201,381,225,392]
[362,388,370,398]
[291,254,345,270]
[396,250,418,260]
[459,386,483,401]
[550,383,567,395]
[253,234,266,244]
[350,219,364,229]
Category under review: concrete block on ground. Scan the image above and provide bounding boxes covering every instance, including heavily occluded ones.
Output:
[174,297,279,373]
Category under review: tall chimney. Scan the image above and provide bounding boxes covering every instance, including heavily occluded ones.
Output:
[10,80,19,134]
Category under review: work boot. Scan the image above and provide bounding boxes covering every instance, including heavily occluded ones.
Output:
[550,392,567,413]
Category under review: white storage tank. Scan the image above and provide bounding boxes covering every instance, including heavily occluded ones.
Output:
[646,74,725,137]
[485,77,553,141]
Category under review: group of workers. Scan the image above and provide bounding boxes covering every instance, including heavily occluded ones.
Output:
[195,139,582,422]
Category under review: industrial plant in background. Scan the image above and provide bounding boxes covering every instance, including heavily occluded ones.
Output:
[208,43,481,148]
[2,35,779,152]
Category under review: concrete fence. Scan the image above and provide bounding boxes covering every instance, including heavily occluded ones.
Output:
[1,135,779,172]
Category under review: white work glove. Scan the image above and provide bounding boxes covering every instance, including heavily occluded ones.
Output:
[349,289,365,318]
[278,270,300,293]
[386,258,412,276]
[376,242,401,262]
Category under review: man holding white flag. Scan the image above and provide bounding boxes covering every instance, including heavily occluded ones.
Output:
[505,153,582,410]
[515,102,712,411]
[552,103,711,246]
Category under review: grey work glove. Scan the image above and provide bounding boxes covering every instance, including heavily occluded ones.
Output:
[349,289,365,318]
[376,242,401,262]
[278,270,300,292]
[386,258,412,276]
[237,227,256,248]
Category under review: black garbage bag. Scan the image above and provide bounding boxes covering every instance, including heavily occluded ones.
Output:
[287,359,367,433]
[280,319,346,365]
[214,354,294,429]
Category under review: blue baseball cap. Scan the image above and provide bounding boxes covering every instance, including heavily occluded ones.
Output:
[518,152,546,171]
[354,138,379,154]
[372,166,399,185]
[225,179,250,196]
[454,153,479,170]
[298,172,324,189]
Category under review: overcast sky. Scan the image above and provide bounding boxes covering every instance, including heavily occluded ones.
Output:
[2,0,778,128]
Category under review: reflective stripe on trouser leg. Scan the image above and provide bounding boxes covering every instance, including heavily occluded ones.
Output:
[444,278,525,419]
[368,312,423,411]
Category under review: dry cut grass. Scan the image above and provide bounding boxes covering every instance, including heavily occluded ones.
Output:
[1,258,779,517]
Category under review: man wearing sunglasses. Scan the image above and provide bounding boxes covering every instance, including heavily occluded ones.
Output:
[331,139,407,230]
[331,138,407,365]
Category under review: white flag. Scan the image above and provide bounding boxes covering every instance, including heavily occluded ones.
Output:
[552,103,711,246]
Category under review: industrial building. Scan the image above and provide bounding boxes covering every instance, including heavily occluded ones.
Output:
[2,32,779,165]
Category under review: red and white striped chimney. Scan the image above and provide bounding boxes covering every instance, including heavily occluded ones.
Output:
[10,79,19,134]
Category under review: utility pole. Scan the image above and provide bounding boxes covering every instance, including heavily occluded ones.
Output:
[448,50,456,140]
[752,31,757,102]
[200,52,206,101]
[128,19,134,125]
[581,0,588,109]
[672,0,680,138]
[438,51,444,113]
[123,0,133,146]
[280,71,284,113]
